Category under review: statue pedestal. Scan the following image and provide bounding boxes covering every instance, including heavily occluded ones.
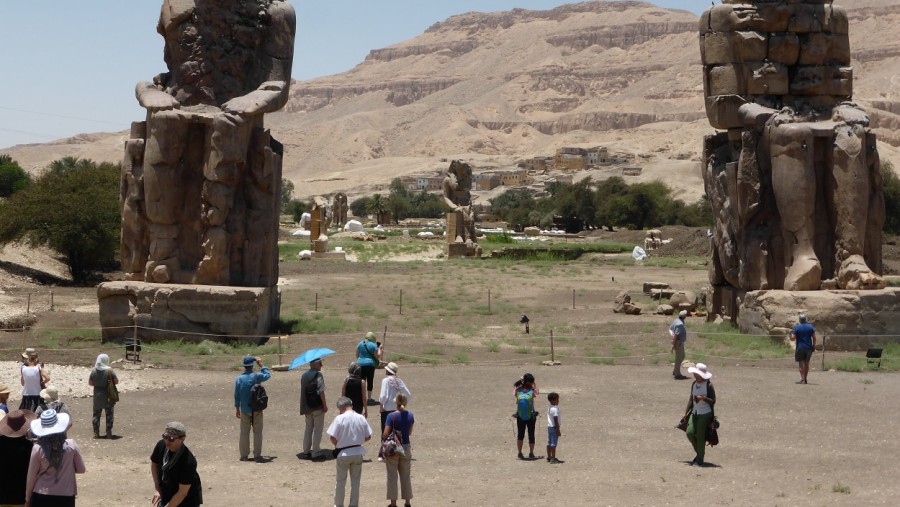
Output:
[738,288,900,351]
[97,281,279,344]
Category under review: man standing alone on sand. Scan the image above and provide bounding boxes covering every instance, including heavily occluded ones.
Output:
[235,355,270,462]
[670,310,689,380]
[790,314,817,384]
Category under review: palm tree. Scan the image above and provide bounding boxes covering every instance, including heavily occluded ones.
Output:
[367,194,389,225]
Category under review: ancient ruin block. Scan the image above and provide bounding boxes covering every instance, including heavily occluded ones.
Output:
[704,95,747,130]
[788,4,849,34]
[745,62,789,95]
[768,33,800,64]
[790,66,852,96]
[707,64,744,96]
[799,33,851,66]
[701,31,767,64]
[707,4,789,33]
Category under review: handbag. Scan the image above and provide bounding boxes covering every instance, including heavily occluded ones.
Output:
[380,413,406,458]
[706,416,720,446]
[675,416,688,432]
[107,370,119,405]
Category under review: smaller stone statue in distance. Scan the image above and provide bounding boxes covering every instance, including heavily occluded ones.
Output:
[442,160,481,258]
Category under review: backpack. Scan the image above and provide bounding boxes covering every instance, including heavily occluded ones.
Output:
[249,372,268,412]
[304,372,323,409]
[516,389,535,420]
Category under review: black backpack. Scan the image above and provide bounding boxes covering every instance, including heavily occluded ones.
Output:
[249,372,268,412]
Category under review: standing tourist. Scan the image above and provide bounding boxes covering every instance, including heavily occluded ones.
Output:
[151,422,203,507]
[36,385,71,417]
[234,355,270,462]
[342,362,368,418]
[356,332,383,405]
[379,362,412,435]
[26,409,86,506]
[327,396,372,507]
[670,310,689,380]
[0,409,37,507]
[514,373,539,460]
[300,357,328,461]
[88,353,118,439]
[681,363,717,467]
[383,393,414,507]
[790,314,817,384]
[20,351,49,412]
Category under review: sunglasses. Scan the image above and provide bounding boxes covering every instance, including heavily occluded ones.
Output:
[162,433,182,442]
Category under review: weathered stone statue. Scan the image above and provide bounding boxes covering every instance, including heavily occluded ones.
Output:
[98,0,296,342]
[332,192,349,229]
[700,0,885,321]
[442,160,481,257]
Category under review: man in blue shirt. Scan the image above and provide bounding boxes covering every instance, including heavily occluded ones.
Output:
[670,310,689,380]
[790,314,817,384]
[234,355,271,462]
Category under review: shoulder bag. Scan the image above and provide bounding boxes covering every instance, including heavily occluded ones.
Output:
[107,370,119,405]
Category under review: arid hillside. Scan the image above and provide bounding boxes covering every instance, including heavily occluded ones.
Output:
[3,0,899,202]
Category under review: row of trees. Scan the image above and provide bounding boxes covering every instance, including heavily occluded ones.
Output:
[350,179,448,224]
[489,177,712,231]
[0,157,898,284]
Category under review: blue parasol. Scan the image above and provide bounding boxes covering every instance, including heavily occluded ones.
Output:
[289,348,336,370]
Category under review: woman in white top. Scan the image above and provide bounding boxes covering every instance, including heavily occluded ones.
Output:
[20,354,49,412]
[378,362,411,435]
[681,363,716,467]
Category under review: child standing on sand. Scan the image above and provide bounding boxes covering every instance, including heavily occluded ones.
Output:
[546,392,563,464]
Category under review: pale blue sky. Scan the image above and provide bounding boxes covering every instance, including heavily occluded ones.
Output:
[0,1,709,149]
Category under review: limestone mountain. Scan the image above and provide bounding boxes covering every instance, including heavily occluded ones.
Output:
[3,0,899,203]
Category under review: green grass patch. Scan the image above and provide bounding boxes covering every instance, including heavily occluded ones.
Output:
[484,340,501,353]
[832,483,851,494]
[423,347,445,356]
[452,351,470,365]
[389,352,439,365]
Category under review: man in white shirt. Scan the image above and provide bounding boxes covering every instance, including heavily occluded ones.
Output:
[327,396,372,507]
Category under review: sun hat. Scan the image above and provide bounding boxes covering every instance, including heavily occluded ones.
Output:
[385,362,399,375]
[243,355,256,367]
[165,421,187,437]
[679,310,688,318]
[687,363,712,380]
[0,409,37,438]
[30,409,70,438]
[0,384,10,395]
[365,331,377,342]
[40,385,60,402]
[21,347,37,361]
[95,353,111,371]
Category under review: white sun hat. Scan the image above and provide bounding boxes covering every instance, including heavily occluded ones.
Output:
[30,409,70,437]
[687,363,712,380]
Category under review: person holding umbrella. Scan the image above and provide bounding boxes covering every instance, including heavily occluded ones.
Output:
[300,356,328,462]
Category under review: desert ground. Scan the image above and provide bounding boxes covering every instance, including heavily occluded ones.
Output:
[2,233,900,506]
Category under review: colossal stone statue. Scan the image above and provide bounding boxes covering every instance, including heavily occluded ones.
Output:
[98,0,296,342]
[699,0,885,320]
[443,160,481,258]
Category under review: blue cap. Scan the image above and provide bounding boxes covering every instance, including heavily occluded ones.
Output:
[243,356,256,367]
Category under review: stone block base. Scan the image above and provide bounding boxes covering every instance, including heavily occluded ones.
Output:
[738,288,900,351]
[97,281,280,344]
[311,251,347,260]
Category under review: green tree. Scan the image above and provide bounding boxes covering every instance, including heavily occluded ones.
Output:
[0,155,30,197]
[367,194,389,224]
[285,198,307,224]
[350,196,372,219]
[882,160,900,234]
[0,158,120,283]
[281,178,295,212]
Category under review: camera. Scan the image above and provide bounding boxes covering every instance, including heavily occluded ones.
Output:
[376,342,382,347]
[514,378,524,388]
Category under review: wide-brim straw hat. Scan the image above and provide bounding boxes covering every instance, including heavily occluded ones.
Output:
[385,362,399,375]
[30,409,70,438]
[40,385,60,402]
